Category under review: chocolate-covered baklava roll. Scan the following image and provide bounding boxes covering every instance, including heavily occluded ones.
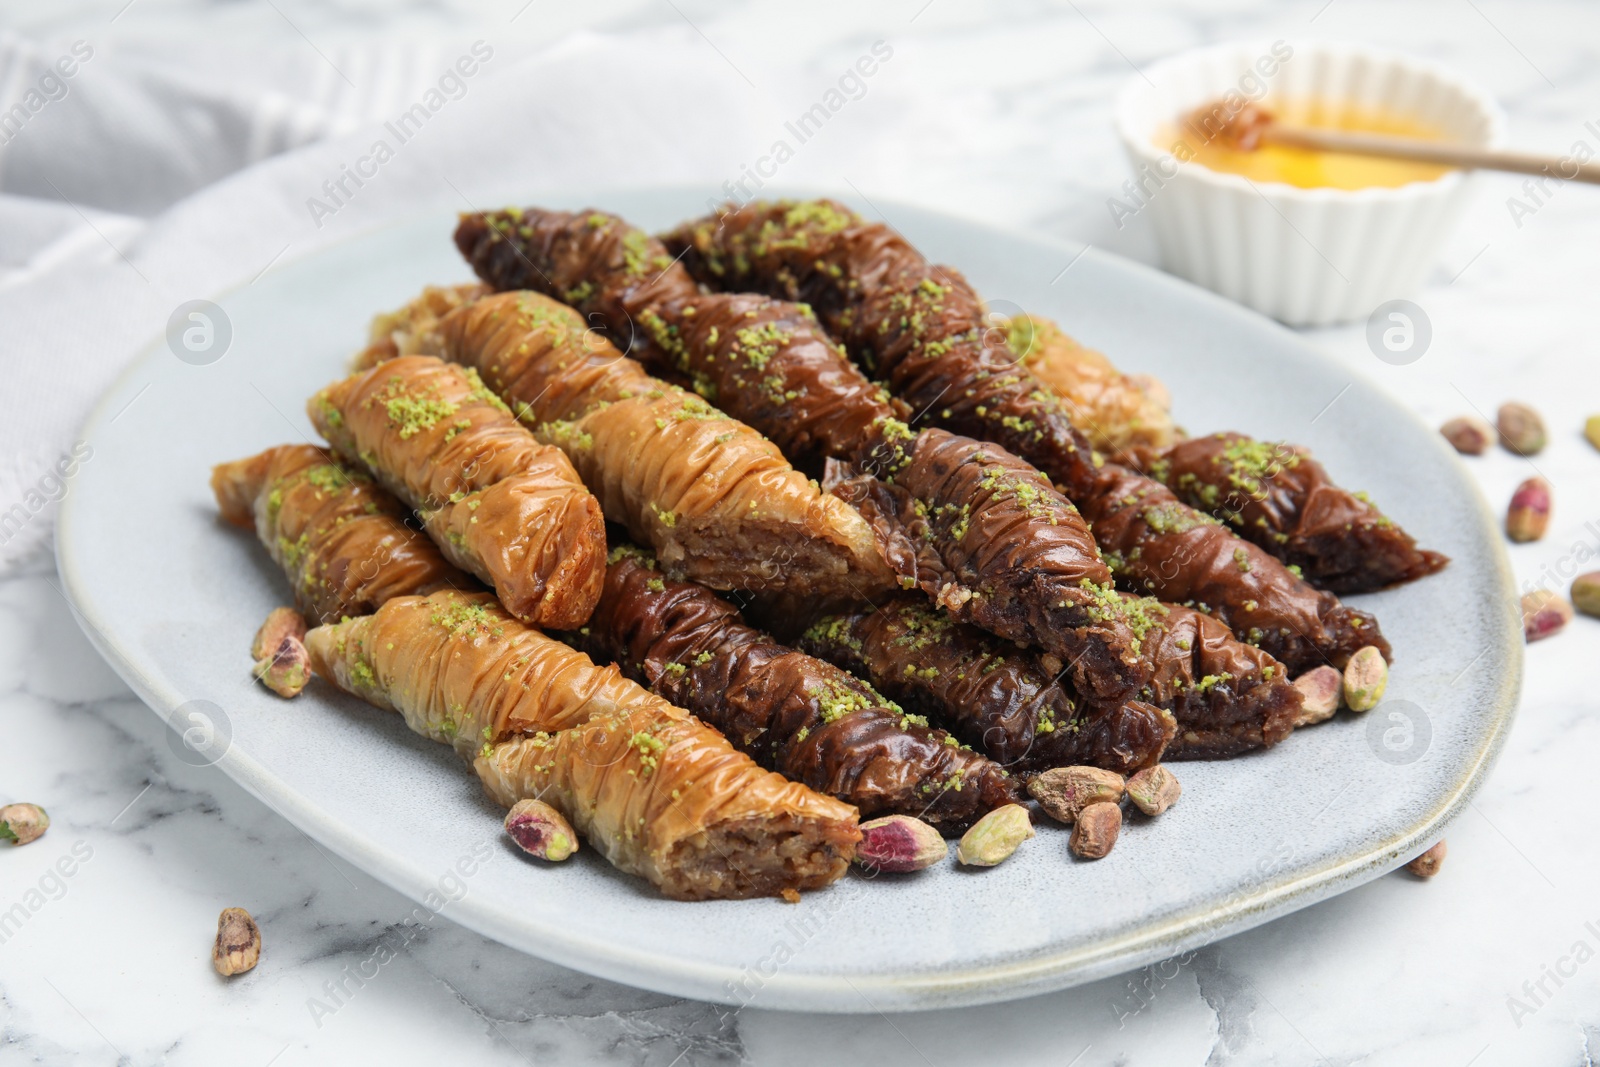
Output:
[307,590,859,901]
[308,355,606,628]
[828,430,1162,702]
[798,577,1304,761]
[569,548,1020,830]
[211,444,470,623]
[1128,599,1305,758]
[1151,432,1448,594]
[797,598,1177,773]
[1080,466,1389,672]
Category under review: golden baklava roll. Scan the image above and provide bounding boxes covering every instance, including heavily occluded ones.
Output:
[305,590,859,900]
[476,720,860,901]
[357,282,489,368]
[308,354,606,628]
[210,443,469,623]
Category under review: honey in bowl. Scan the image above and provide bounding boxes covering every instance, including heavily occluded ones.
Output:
[1156,99,1457,189]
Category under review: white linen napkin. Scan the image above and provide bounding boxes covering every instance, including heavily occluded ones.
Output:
[0,27,786,570]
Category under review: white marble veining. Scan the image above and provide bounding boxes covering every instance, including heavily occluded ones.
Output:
[4,1,1600,1064]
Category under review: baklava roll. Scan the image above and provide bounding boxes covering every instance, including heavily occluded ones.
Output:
[1126,599,1305,758]
[797,598,1177,774]
[364,286,894,599]
[1006,313,1178,459]
[828,431,1158,703]
[568,548,1020,831]
[1151,432,1448,594]
[308,354,606,628]
[306,590,859,900]
[799,582,1304,761]
[1081,466,1390,672]
[210,443,469,623]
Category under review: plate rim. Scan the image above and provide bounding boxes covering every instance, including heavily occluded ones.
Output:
[55,187,1524,1012]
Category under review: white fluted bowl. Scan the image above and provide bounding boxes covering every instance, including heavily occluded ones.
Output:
[1115,42,1505,326]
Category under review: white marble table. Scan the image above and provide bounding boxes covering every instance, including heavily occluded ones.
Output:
[4,1,1600,1064]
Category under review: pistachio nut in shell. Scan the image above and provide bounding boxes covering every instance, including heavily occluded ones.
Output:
[254,636,310,698]
[1026,766,1123,825]
[1125,766,1181,816]
[0,803,48,845]
[1406,840,1447,878]
[1291,666,1342,725]
[1496,401,1546,456]
[1440,415,1493,455]
[1570,572,1600,619]
[1069,802,1122,859]
[1505,477,1551,544]
[1522,590,1573,642]
[251,606,307,662]
[213,907,261,976]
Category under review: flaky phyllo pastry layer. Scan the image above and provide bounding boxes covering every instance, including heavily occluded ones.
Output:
[1005,313,1178,460]
[210,443,470,623]
[308,354,606,628]
[305,591,860,900]
[361,286,893,599]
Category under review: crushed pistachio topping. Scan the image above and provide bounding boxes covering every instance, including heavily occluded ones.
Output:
[1215,435,1299,501]
[304,464,356,494]
[782,200,857,236]
[317,395,344,430]
[1077,580,1169,655]
[801,616,865,658]
[378,375,458,439]
[807,679,874,724]
[461,366,511,414]
[431,600,502,637]
[608,543,657,568]
[1141,501,1219,535]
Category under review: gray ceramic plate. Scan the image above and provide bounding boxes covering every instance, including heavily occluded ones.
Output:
[57,189,1520,1013]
